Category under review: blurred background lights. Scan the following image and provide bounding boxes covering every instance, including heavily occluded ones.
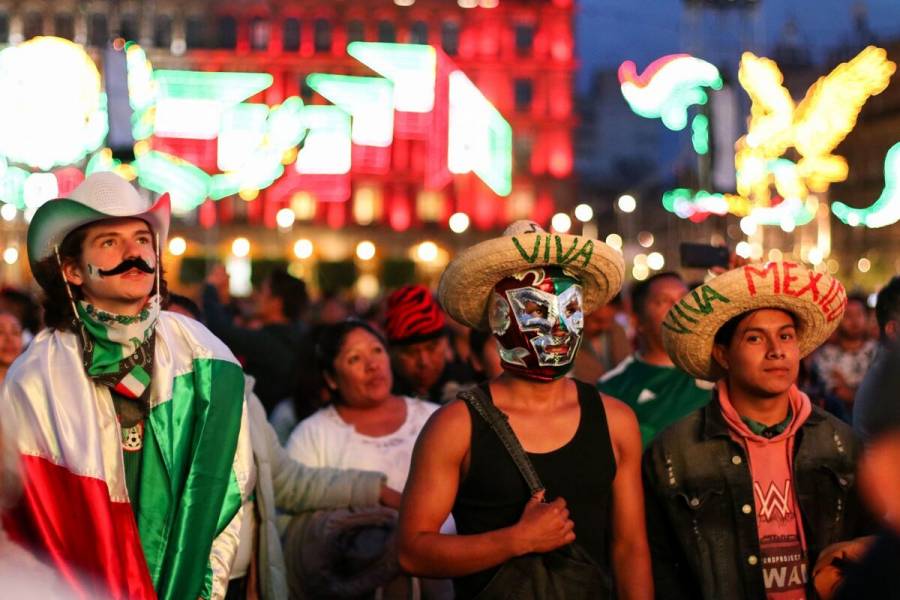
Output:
[293,239,314,259]
[605,233,623,251]
[633,253,648,266]
[416,241,438,263]
[632,263,649,281]
[768,248,783,262]
[3,247,17,265]
[356,240,376,261]
[780,217,796,233]
[739,217,757,236]
[168,236,187,256]
[275,207,296,229]
[735,241,752,258]
[551,212,572,233]
[647,252,665,270]
[618,194,637,213]
[231,237,250,258]
[448,212,470,234]
[637,231,654,248]
[356,273,380,298]
[574,203,594,222]
[808,248,824,265]
[0,204,16,221]
[827,259,840,274]
[857,257,871,273]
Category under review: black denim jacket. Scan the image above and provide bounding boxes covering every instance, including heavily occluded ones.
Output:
[642,399,870,600]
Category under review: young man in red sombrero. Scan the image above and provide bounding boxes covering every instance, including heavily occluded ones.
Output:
[397,221,652,599]
[644,261,871,600]
[0,172,252,600]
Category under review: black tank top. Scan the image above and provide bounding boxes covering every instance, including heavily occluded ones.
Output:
[451,380,617,599]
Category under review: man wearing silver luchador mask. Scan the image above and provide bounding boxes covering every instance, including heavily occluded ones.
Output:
[397,221,653,599]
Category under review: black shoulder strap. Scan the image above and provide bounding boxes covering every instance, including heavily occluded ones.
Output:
[458,385,545,496]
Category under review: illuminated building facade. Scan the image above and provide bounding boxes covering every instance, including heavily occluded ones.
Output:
[0,0,577,293]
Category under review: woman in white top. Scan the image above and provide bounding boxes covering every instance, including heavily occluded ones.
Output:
[286,319,439,493]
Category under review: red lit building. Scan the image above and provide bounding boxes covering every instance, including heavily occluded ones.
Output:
[0,0,577,291]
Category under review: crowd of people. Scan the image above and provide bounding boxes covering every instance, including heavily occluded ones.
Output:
[1,172,900,599]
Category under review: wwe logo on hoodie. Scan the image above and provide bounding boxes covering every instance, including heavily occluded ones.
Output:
[754,480,794,522]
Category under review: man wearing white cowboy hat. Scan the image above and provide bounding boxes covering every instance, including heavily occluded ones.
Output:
[398,220,652,599]
[643,260,871,600]
[0,172,252,600]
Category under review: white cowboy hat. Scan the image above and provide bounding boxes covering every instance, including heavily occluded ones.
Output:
[662,261,848,381]
[27,172,170,289]
[438,220,625,330]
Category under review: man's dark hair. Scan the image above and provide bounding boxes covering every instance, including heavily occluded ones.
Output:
[846,293,869,313]
[267,268,308,321]
[631,271,683,319]
[33,223,168,332]
[167,293,203,321]
[713,309,798,348]
[0,287,41,334]
[469,328,493,361]
[876,276,900,337]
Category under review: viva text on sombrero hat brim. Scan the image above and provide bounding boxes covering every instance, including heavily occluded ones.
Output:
[661,261,848,381]
[438,220,625,331]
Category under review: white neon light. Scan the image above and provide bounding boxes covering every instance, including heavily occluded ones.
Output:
[23,172,59,209]
[294,106,352,175]
[306,75,395,147]
[0,37,108,170]
[447,71,513,196]
[347,42,437,113]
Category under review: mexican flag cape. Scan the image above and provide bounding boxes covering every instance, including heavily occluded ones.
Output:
[0,312,252,600]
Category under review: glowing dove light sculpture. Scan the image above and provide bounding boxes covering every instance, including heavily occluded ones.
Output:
[618,54,723,131]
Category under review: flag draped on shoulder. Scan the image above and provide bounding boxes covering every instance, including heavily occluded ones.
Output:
[1,312,252,600]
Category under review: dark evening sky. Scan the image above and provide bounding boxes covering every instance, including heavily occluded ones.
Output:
[576,0,900,91]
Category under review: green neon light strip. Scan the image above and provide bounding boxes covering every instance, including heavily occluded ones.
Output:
[154,70,272,103]
[691,114,709,155]
[832,142,900,228]
[0,166,28,210]
[134,151,211,212]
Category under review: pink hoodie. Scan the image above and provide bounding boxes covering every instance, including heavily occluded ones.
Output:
[718,382,813,600]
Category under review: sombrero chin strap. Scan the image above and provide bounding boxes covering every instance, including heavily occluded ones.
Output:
[54,244,94,363]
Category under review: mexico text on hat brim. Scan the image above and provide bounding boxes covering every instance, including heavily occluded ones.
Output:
[661,261,848,381]
[27,193,170,289]
[438,229,625,331]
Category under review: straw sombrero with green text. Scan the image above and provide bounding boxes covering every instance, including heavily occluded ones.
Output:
[438,220,625,331]
[662,261,848,381]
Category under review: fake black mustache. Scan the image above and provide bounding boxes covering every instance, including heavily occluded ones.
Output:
[98,257,156,277]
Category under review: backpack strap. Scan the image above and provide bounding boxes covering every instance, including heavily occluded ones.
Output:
[458,385,545,496]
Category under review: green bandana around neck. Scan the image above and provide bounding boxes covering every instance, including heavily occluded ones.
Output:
[76,296,161,425]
